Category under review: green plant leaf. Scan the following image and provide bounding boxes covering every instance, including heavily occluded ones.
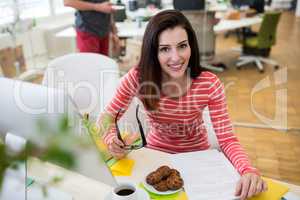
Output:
[40,146,76,169]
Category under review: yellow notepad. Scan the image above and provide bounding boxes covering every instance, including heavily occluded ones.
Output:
[249,177,289,200]
[177,191,188,200]
[110,158,135,176]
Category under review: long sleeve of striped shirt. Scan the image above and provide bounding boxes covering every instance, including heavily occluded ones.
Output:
[102,68,139,145]
[208,73,259,175]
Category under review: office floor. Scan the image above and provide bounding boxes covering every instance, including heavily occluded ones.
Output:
[215,11,300,185]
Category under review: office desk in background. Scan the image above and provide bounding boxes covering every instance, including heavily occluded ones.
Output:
[213,16,262,33]
[28,148,300,200]
[55,22,148,39]
[55,16,262,69]
[55,16,262,40]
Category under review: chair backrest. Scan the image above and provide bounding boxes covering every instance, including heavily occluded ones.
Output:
[257,12,281,49]
[43,53,120,118]
[182,11,216,61]
[203,107,220,149]
[43,53,149,135]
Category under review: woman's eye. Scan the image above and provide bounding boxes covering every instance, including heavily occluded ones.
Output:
[179,43,188,49]
[159,47,169,52]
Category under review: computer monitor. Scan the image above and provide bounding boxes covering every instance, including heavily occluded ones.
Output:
[0,77,118,187]
[135,0,161,8]
[113,1,127,22]
[173,0,205,11]
[146,0,161,8]
[0,77,69,144]
[250,0,265,13]
[231,0,253,8]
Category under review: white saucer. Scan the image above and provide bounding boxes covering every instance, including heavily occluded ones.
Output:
[142,181,182,195]
[104,188,150,200]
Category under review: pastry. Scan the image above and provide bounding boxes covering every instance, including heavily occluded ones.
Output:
[166,173,184,190]
[146,171,161,185]
[145,165,184,191]
[156,165,172,179]
[153,180,169,191]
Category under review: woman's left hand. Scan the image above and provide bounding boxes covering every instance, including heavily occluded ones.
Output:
[235,173,268,200]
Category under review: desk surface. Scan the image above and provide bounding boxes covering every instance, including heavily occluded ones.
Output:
[56,16,262,39]
[213,16,262,33]
[28,148,300,200]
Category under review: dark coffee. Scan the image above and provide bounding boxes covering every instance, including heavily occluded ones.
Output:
[116,189,135,196]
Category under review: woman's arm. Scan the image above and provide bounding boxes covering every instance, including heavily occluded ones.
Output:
[97,68,140,158]
[207,73,267,199]
[207,73,258,175]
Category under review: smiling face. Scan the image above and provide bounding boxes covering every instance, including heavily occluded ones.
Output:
[157,26,191,82]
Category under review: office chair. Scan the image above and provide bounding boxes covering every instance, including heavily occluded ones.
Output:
[236,12,281,73]
[42,53,120,117]
[43,53,149,135]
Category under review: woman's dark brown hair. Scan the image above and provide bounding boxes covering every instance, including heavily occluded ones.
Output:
[138,9,203,110]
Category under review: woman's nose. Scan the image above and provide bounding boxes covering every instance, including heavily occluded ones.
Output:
[169,49,180,62]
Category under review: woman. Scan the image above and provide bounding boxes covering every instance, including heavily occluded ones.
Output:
[98,10,267,199]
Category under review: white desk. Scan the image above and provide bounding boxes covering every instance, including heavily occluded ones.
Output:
[55,22,148,39]
[116,22,148,38]
[213,16,262,33]
[55,16,262,40]
[28,148,300,200]
[28,158,112,200]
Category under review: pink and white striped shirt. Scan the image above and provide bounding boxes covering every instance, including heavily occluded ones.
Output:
[104,67,258,175]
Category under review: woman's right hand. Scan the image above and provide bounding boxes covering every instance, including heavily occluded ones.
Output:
[93,2,115,13]
[107,136,127,159]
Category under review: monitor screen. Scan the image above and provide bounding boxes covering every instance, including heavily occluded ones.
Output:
[173,0,205,11]
[231,0,253,8]
[146,0,161,8]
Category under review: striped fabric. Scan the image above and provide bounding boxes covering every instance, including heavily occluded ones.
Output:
[103,67,258,175]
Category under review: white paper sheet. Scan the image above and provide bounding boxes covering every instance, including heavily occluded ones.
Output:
[283,192,300,200]
[171,149,241,200]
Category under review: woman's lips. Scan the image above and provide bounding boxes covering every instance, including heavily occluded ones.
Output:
[168,63,184,71]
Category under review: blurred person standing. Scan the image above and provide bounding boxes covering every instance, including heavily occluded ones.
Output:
[64,0,120,55]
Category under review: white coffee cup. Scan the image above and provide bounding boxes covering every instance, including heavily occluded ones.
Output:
[111,183,138,200]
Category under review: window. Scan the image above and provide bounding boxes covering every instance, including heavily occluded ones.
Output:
[18,0,51,19]
[0,0,52,26]
[53,0,74,14]
[0,0,15,25]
